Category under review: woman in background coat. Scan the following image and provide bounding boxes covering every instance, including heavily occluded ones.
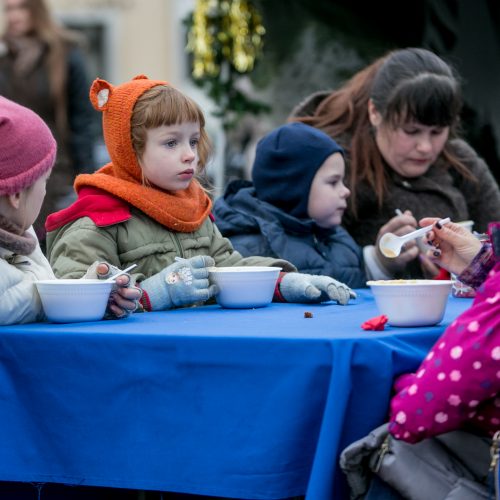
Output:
[0,0,95,250]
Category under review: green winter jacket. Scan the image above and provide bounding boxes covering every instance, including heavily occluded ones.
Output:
[47,207,295,285]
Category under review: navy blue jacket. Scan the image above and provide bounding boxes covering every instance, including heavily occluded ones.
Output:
[213,180,367,288]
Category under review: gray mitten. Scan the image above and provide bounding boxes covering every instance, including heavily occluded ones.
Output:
[279,272,356,305]
[140,255,218,310]
[82,261,137,319]
[83,261,123,280]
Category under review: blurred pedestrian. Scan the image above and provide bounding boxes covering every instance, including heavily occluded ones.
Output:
[0,0,95,251]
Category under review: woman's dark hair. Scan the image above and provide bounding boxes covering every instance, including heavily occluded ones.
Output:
[292,48,474,216]
[371,48,462,129]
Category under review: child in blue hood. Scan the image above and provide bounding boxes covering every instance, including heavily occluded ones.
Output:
[213,122,411,287]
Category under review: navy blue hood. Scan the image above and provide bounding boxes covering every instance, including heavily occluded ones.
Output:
[252,122,344,219]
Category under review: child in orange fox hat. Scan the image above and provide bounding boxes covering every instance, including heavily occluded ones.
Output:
[46,75,356,311]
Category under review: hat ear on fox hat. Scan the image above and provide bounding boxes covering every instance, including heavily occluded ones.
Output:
[89,78,114,111]
[89,75,155,112]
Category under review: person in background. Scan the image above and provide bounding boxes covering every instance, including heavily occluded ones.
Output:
[291,47,500,278]
[0,0,95,251]
[0,97,140,325]
[46,75,356,312]
[213,122,415,288]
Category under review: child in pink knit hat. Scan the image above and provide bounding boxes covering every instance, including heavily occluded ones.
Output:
[0,96,141,325]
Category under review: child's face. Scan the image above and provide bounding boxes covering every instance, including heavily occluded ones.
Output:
[307,152,350,228]
[138,122,200,192]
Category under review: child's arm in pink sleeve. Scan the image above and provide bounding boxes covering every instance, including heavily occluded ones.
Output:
[388,268,500,443]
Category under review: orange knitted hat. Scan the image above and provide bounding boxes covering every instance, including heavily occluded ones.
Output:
[75,75,212,232]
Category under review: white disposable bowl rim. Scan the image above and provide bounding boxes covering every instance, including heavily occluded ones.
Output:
[208,266,282,273]
[36,279,110,285]
[367,279,452,287]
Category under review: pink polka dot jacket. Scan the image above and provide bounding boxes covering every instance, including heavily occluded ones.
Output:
[389,251,499,443]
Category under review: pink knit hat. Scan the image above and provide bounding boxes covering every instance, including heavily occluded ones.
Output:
[0,96,57,196]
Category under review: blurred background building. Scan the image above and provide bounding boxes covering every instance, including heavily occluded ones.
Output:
[1,0,498,196]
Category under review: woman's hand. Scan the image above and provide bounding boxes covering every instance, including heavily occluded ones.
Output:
[420,218,482,276]
[375,210,419,274]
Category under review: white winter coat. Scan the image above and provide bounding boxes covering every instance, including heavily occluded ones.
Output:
[0,227,55,325]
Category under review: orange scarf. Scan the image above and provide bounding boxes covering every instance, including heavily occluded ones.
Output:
[75,164,212,233]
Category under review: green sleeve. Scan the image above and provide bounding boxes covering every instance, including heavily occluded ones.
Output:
[47,218,121,279]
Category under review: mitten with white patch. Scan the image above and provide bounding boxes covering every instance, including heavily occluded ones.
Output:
[140,255,217,310]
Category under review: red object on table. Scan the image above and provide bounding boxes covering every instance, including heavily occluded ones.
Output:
[361,315,389,331]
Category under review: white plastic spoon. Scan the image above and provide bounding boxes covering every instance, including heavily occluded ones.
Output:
[104,263,137,282]
[379,217,451,258]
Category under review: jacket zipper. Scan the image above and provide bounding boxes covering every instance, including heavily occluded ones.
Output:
[172,232,184,259]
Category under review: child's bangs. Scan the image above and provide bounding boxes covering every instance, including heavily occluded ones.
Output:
[141,86,205,129]
[386,74,461,128]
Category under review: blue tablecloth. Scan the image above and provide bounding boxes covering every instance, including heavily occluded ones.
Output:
[0,290,472,499]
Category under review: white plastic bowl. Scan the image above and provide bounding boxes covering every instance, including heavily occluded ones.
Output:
[35,279,114,323]
[366,279,452,327]
[208,266,281,309]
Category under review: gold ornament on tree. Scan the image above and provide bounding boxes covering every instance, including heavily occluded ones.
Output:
[185,0,269,129]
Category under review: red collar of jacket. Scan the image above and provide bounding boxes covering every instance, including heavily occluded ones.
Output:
[45,187,131,232]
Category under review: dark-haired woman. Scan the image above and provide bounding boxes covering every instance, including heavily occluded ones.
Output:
[291,47,500,277]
